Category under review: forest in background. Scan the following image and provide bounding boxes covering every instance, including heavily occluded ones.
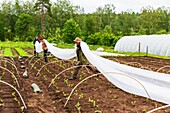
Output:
[0,0,170,46]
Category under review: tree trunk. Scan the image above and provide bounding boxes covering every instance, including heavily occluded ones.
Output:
[41,2,45,36]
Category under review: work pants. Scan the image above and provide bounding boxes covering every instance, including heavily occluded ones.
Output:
[44,50,48,62]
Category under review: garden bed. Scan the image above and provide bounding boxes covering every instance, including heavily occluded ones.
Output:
[0,54,170,112]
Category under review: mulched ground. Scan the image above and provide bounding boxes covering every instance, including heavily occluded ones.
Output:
[1,49,170,113]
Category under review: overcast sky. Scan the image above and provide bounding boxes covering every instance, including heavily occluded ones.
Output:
[69,0,170,13]
[1,0,170,13]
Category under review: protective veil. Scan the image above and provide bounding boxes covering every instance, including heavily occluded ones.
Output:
[36,40,170,104]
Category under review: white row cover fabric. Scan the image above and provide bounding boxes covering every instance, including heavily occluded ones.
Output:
[35,40,170,104]
[35,40,123,57]
[114,34,170,56]
[35,40,76,60]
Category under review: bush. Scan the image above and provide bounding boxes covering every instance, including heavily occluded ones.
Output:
[26,36,34,42]
[62,19,81,43]
[13,37,20,42]
[156,30,167,34]
[86,32,119,46]
[85,32,101,45]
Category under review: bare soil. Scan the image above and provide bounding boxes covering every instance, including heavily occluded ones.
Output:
[0,50,170,113]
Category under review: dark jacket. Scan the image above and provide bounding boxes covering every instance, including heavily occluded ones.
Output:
[33,37,40,44]
[76,44,87,64]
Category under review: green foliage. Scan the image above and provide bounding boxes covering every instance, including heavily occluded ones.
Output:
[34,0,52,36]
[85,33,101,45]
[51,0,77,30]
[156,30,167,34]
[56,42,114,52]
[48,28,62,43]
[0,41,33,48]
[84,15,96,36]
[34,0,51,16]
[26,36,34,42]
[0,20,5,41]
[15,48,29,56]
[4,48,13,57]
[86,32,120,46]
[13,37,20,42]
[100,33,114,46]
[138,27,147,35]
[0,1,169,44]
[15,13,32,41]
[62,18,81,43]
[103,25,112,34]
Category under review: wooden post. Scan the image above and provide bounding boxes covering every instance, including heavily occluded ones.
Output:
[146,46,148,56]
[138,42,140,56]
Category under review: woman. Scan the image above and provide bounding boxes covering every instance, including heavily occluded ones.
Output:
[39,36,48,62]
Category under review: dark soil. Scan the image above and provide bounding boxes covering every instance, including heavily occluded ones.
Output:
[105,56,170,74]
[0,52,170,112]
[11,48,19,56]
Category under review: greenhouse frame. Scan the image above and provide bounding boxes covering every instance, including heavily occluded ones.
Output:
[114,34,170,56]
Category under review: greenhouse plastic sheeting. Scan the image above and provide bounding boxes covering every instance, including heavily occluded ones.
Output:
[114,34,170,56]
[35,40,170,104]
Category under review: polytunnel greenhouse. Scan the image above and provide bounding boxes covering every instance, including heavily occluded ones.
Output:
[114,34,170,56]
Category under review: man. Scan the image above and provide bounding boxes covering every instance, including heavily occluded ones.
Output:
[33,36,40,56]
[69,37,99,80]
[39,36,48,62]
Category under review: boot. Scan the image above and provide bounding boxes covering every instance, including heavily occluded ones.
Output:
[69,76,77,80]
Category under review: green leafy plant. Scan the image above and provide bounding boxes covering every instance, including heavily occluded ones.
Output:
[12,92,20,106]
[145,98,151,102]
[44,66,51,74]
[131,101,136,106]
[88,97,96,107]
[0,103,5,107]
[79,93,84,99]
[154,102,158,108]
[113,95,118,99]
[15,48,29,56]
[74,90,78,96]
[51,79,55,85]
[4,48,13,57]
[62,92,68,97]
[64,78,74,87]
[75,102,81,113]
[20,106,25,112]
[95,110,102,113]
[79,75,83,80]
[0,98,4,107]
[64,78,69,85]
[42,74,47,80]
[108,90,112,94]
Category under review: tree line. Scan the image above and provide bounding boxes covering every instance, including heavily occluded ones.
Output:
[0,0,170,47]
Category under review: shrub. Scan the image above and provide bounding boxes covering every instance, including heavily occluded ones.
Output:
[86,32,120,46]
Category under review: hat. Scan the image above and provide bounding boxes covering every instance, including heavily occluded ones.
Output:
[74,37,81,43]
[39,36,43,40]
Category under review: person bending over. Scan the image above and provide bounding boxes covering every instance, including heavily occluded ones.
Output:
[69,37,99,80]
